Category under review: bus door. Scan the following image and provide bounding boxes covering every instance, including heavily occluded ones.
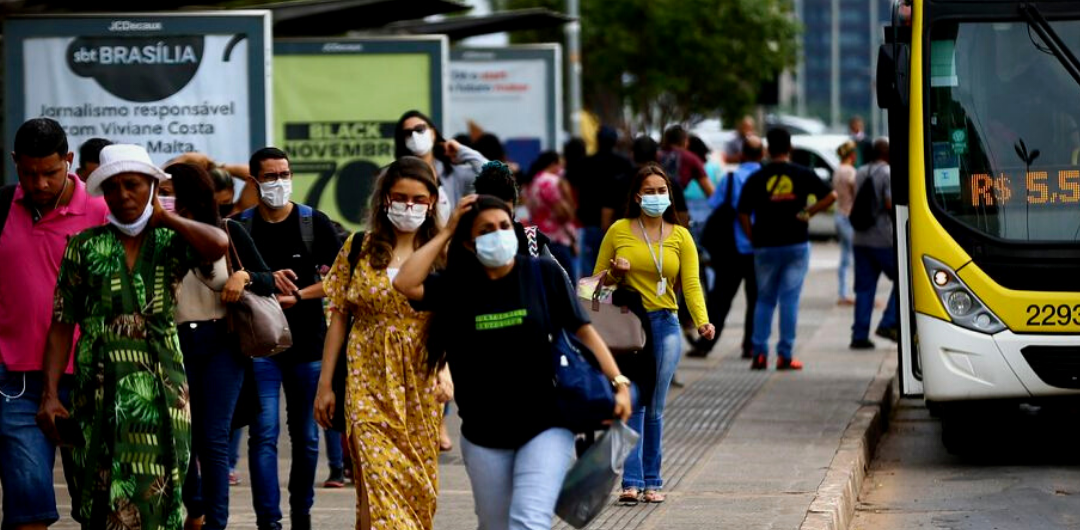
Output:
[879,3,922,396]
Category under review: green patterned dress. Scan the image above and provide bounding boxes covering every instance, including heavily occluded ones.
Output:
[53,226,198,530]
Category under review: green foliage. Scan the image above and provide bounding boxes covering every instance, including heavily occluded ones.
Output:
[499,0,800,130]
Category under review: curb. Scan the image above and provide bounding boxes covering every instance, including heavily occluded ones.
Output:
[798,361,898,530]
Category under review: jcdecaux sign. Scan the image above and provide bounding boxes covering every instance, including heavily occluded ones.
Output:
[3,12,272,179]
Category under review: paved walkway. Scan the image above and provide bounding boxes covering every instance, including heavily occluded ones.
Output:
[34,242,895,529]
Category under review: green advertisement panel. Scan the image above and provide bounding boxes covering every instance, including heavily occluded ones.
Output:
[274,37,447,230]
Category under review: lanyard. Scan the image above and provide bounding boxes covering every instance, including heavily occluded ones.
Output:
[639,218,667,296]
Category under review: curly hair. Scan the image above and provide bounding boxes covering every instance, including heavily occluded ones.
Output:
[362,156,444,270]
[473,160,519,205]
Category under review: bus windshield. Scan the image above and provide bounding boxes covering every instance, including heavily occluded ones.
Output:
[928,20,1080,242]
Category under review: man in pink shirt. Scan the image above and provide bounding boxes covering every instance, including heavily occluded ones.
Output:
[0,118,108,530]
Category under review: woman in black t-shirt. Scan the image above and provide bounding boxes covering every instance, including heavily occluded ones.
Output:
[395,195,631,529]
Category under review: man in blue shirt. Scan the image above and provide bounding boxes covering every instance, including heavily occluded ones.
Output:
[689,136,763,358]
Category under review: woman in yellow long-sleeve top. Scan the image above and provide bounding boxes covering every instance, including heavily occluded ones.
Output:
[595,163,715,506]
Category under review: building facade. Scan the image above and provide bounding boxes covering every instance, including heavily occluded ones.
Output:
[793,0,892,135]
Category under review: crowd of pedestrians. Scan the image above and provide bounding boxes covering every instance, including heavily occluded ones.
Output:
[0,110,896,530]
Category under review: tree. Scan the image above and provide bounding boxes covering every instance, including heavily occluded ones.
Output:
[500,0,800,132]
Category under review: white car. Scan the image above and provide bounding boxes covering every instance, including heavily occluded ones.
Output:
[790,134,850,238]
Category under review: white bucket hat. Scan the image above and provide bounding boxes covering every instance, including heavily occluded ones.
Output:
[86,144,170,197]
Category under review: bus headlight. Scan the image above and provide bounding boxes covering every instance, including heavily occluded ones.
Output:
[947,291,973,315]
[923,256,1007,335]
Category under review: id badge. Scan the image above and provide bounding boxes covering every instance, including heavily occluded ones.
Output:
[657,278,667,297]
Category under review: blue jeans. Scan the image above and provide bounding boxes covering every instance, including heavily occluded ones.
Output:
[460,427,575,530]
[622,310,682,490]
[836,214,854,299]
[324,428,343,470]
[852,246,900,341]
[578,226,603,278]
[179,320,247,530]
[752,243,811,360]
[249,357,321,528]
[0,366,71,528]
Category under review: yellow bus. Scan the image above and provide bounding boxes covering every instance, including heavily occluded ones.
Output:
[878,0,1080,451]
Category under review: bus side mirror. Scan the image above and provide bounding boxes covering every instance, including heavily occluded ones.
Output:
[878,43,911,109]
[878,26,912,110]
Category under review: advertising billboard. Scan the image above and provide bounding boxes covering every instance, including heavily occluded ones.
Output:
[448,45,562,170]
[274,37,447,229]
[3,12,272,179]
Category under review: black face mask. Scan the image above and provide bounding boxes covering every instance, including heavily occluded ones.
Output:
[219,204,234,218]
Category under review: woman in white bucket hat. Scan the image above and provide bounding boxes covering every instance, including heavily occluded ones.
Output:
[36,144,229,530]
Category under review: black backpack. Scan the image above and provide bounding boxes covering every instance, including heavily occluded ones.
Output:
[702,172,737,258]
[849,167,880,231]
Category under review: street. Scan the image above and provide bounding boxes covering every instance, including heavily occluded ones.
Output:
[853,398,1080,530]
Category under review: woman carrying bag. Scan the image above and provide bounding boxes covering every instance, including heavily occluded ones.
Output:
[170,163,275,530]
[595,163,715,506]
[394,195,632,530]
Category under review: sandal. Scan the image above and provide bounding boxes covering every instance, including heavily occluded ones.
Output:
[643,490,666,503]
[618,488,641,506]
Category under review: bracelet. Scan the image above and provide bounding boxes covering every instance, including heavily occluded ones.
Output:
[292,289,303,301]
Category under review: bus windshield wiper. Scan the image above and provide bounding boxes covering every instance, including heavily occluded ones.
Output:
[1020,3,1080,89]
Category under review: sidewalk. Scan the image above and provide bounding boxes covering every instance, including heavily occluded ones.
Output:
[35,242,896,529]
[435,242,897,530]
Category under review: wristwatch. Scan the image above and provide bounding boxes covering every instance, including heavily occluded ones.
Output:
[292,289,303,302]
[611,375,632,390]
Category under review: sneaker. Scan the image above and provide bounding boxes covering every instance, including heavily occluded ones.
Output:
[875,327,899,343]
[750,353,768,370]
[776,358,804,371]
[323,467,346,488]
[850,339,876,350]
[228,471,241,486]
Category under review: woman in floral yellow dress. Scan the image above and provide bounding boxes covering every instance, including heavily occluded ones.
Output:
[314,157,451,530]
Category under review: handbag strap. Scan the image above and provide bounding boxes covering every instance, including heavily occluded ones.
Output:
[524,226,540,257]
[222,221,243,275]
[529,257,553,339]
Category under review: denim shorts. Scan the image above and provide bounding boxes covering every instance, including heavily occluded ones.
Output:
[0,365,70,528]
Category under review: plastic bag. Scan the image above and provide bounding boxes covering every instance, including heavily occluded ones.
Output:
[555,421,641,528]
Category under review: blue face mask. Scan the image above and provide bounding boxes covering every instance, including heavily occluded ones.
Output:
[640,194,671,217]
[475,229,519,268]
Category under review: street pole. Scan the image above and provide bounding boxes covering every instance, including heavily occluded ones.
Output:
[830,0,841,130]
[795,0,807,117]
[870,0,882,137]
[566,0,583,137]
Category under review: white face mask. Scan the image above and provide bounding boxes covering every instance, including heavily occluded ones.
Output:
[231,177,247,204]
[475,229,519,269]
[107,182,156,237]
[406,130,435,156]
[386,202,429,233]
[259,179,292,209]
